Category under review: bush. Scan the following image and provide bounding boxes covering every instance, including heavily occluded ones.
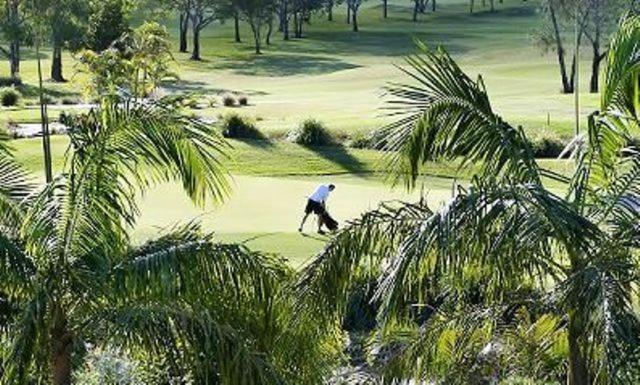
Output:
[222,95,236,107]
[287,119,334,146]
[0,76,21,87]
[529,137,567,158]
[61,96,81,105]
[348,129,390,150]
[221,114,265,139]
[0,87,21,107]
[238,96,248,106]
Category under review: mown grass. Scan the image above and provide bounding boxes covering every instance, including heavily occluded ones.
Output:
[1,0,598,137]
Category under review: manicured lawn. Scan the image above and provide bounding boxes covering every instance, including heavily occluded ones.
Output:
[1,0,598,138]
[9,135,573,264]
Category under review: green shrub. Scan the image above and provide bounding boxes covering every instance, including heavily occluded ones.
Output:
[287,119,334,146]
[221,114,265,139]
[238,96,248,106]
[61,96,81,105]
[0,76,21,87]
[348,129,389,150]
[529,137,567,158]
[222,95,236,107]
[0,87,21,107]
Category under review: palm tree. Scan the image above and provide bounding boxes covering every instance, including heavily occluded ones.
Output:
[0,98,317,385]
[296,14,640,385]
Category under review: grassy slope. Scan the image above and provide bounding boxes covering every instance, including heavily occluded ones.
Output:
[2,0,597,137]
[10,136,572,264]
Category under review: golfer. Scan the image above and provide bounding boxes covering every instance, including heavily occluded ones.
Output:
[299,183,336,234]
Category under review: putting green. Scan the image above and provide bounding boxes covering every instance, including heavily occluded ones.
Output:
[133,174,455,266]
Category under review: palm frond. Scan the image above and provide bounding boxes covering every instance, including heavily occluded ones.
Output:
[1,291,48,385]
[600,13,640,125]
[382,42,541,188]
[110,224,286,304]
[375,180,602,322]
[295,200,432,324]
[557,252,640,384]
[94,302,285,385]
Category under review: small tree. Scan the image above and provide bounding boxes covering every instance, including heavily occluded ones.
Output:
[86,0,130,52]
[0,0,28,79]
[188,0,221,60]
[237,0,276,53]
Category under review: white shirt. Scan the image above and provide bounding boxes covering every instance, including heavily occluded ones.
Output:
[309,184,331,203]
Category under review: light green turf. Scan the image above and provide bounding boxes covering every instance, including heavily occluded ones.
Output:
[9,135,574,263]
[1,0,598,137]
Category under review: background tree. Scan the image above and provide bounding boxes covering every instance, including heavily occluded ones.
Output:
[160,0,192,52]
[0,0,28,80]
[188,0,221,60]
[25,0,89,82]
[581,0,630,92]
[533,0,582,93]
[237,0,276,53]
[115,21,176,97]
[347,0,363,31]
[297,15,640,385]
[86,0,131,52]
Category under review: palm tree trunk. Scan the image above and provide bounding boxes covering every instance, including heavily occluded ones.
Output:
[50,313,72,385]
[568,312,590,385]
[36,38,52,184]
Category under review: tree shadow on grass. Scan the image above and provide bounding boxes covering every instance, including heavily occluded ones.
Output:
[210,54,360,77]
[234,138,275,149]
[304,144,370,175]
[162,79,270,96]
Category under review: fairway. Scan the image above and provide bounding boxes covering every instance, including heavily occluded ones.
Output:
[132,174,448,265]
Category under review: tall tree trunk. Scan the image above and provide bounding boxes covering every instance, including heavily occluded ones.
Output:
[413,0,419,21]
[347,3,351,23]
[50,312,72,385]
[327,0,334,20]
[266,18,273,45]
[352,6,358,31]
[590,48,604,93]
[383,0,388,18]
[432,0,436,11]
[489,0,494,11]
[351,8,358,32]
[283,3,290,40]
[549,4,573,93]
[469,0,474,13]
[567,313,590,385]
[179,12,188,52]
[191,23,201,60]
[51,43,65,82]
[234,12,242,42]
[9,41,20,79]
[250,23,262,54]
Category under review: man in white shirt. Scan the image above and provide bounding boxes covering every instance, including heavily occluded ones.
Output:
[299,184,336,234]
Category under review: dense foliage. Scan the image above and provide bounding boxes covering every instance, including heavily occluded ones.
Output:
[296,14,640,385]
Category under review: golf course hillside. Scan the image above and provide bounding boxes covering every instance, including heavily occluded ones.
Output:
[2,0,595,261]
[2,0,638,383]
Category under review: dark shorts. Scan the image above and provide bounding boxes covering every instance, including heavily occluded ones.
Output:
[304,199,325,215]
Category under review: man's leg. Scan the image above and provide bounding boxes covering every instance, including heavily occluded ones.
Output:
[317,214,325,234]
[299,213,309,232]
